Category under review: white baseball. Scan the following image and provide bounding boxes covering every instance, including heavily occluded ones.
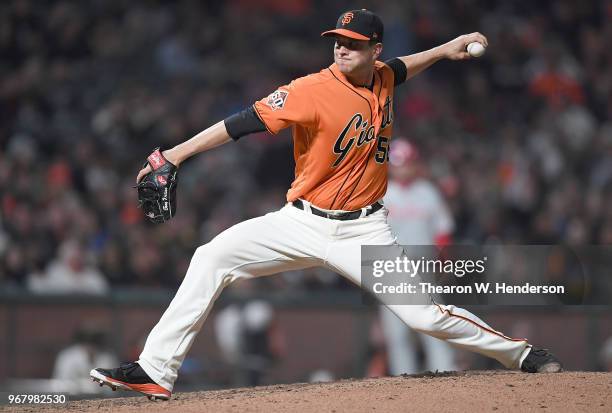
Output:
[467,42,486,57]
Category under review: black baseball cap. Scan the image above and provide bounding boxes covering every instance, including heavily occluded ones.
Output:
[321,9,384,42]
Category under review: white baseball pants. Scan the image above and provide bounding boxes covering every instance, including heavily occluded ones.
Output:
[138,203,530,391]
[380,305,458,375]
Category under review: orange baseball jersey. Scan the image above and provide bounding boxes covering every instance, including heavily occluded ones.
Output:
[253,61,396,211]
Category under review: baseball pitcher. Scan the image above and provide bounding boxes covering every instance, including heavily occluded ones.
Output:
[91,9,561,400]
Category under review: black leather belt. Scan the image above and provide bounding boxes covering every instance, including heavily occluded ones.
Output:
[292,199,383,220]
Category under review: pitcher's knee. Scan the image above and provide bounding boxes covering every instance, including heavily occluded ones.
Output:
[191,245,234,284]
[194,244,225,265]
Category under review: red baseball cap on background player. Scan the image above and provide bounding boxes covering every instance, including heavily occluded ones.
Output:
[321,9,384,42]
[389,138,422,184]
[389,138,420,167]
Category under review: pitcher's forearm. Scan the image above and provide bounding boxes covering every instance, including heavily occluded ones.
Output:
[398,32,488,80]
[165,121,232,166]
[398,46,447,80]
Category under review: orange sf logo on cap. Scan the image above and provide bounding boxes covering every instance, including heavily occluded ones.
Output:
[341,12,354,25]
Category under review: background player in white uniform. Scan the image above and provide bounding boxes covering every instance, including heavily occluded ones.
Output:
[90,9,562,401]
[381,139,457,374]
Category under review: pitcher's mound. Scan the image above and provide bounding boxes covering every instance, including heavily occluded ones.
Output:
[7,371,612,412]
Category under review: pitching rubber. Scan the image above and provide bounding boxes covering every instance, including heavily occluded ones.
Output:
[538,362,563,373]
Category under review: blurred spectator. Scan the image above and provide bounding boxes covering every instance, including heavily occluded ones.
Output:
[215,299,286,386]
[601,336,612,372]
[52,326,118,394]
[366,317,388,378]
[26,239,109,295]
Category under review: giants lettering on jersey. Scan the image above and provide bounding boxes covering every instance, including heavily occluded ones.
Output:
[332,96,394,167]
[380,95,393,129]
[332,113,376,167]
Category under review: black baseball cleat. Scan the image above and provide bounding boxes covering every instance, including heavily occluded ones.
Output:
[90,362,171,401]
[520,347,563,373]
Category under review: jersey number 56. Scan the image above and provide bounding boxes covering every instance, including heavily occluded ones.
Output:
[374,136,390,164]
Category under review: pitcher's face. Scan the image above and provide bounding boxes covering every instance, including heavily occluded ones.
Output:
[333,35,381,75]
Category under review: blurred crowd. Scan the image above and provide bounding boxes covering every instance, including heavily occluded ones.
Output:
[1,0,612,293]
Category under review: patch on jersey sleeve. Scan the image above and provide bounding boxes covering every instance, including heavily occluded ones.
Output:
[265,90,289,111]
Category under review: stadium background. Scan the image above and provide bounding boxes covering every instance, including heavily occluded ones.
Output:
[1,0,611,397]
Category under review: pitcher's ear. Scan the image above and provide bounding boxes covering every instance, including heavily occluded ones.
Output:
[373,42,383,59]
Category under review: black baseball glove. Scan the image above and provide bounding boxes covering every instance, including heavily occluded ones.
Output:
[136,148,178,223]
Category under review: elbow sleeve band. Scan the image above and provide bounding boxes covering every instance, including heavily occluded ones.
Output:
[224,106,267,141]
[385,58,408,86]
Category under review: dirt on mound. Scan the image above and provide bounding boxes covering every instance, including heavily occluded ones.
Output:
[4,371,611,413]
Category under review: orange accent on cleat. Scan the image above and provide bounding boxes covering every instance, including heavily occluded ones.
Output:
[105,377,171,399]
